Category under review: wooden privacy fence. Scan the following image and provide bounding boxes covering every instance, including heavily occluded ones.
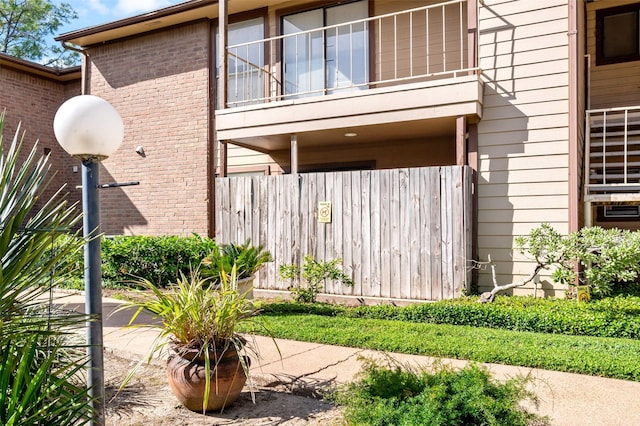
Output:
[215,166,472,301]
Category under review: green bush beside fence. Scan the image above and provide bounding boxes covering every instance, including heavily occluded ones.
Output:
[58,235,218,288]
[262,295,640,340]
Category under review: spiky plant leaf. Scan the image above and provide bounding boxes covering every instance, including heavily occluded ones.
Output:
[0,112,92,424]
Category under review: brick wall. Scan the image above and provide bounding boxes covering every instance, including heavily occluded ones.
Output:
[0,65,82,216]
[60,79,83,209]
[87,21,212,236]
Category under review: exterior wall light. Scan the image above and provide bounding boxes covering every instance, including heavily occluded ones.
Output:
[54,95,124,426]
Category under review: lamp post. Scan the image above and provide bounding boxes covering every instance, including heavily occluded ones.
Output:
[53,95,124,426]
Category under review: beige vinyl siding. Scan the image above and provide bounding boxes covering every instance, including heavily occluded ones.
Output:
[483,102,568,121]
[587,0,640,109]
[478,195,569,211]
[224,135,456,175]
[477,0,570,294]
[226,145,280,173]
[478,208,569,222]
[271,137,455,171]
[482,167,569,183]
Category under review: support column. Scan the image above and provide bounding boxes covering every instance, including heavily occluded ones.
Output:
[584,201,593,227]
[220,140,228,177]
[467,0,478,71]
[467,123,478,173]
[467,123,479,285]
[456,116,467,166]
[218,0,228,110]
[291,134,298,175]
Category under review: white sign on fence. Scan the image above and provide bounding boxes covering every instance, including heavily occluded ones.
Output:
[318,201,332,223]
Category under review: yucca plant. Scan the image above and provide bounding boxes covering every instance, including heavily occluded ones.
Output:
[0,332,91,426]
[0,112,92,424]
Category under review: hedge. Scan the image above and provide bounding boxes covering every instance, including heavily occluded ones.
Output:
[261,295,640,340]
[58,235,218,288]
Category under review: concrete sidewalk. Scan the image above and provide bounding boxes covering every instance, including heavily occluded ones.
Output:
[52,291,640,425]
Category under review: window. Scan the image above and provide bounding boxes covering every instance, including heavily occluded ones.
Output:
[597,205,640,222]
[282,1,368,98]
[604,205,640,218]
[596,4,640,65]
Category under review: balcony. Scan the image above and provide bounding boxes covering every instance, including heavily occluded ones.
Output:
[215,0,482,151]
[585,106,640,204]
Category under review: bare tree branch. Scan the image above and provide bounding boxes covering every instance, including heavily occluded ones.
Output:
[479,254,546,303]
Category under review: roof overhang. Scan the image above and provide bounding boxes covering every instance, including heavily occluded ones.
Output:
[55,0,298,48]
[0,52,80,82]
[56,0,217,47]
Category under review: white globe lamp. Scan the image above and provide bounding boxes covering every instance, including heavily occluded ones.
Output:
[54,95,123,160]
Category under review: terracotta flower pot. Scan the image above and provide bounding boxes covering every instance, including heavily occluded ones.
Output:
[166,346,248,412]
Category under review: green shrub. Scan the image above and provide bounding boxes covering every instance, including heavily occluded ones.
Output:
[56,235,273,289]
[43,234,84,289]
[516,224,640,297]
[347,296,640,339]
[100,235,218,287]
[201,239,272,282]
[262,295,640,340]
[0,331,92,425]
[280,255,354,303]
[335,358,546,426]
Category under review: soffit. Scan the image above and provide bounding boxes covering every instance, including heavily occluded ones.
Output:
[229,117,458,153]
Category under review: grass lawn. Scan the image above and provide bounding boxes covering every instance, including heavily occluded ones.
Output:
[239,310,640,381]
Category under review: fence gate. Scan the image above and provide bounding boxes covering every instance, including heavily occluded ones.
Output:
[215,166,472,301]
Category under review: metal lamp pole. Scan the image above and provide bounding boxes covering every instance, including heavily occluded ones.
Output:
[83,158,105,424]
[54,95,124,426]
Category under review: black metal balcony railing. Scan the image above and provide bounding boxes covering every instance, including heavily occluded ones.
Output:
[225,0,478,108]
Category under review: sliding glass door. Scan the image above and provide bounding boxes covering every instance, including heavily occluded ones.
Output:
[282,9,325,98]
[282,0,368,98]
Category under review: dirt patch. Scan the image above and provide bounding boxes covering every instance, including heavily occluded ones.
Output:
[103,349,344,425]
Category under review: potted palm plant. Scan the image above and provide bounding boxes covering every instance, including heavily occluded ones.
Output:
[201,240,272,298]
[119,266,269,412]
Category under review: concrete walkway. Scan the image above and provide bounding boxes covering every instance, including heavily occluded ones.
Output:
[50,291,640,425]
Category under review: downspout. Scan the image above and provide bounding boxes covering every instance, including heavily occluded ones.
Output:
[568,0,580,233]
[467,0,479,287]
[60,41,90,95]
[208,21,217,238]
